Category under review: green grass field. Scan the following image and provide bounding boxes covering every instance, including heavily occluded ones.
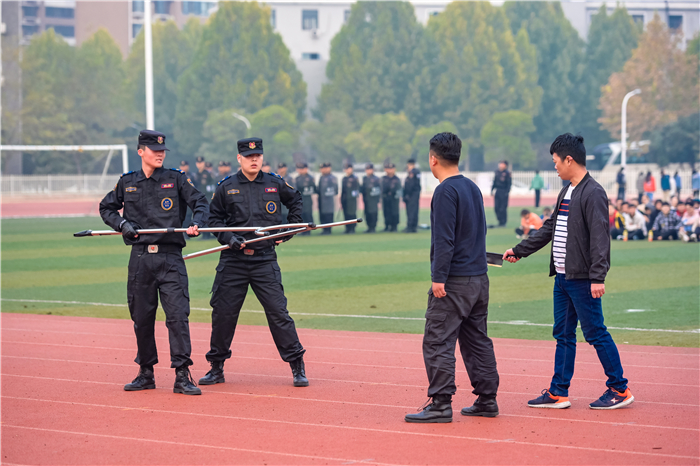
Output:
[2,207,698,347]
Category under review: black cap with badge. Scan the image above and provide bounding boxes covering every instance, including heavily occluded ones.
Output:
[138,129,169,151]
[296,162,308,169]
[365,163,374,170]
[237,137,263,157]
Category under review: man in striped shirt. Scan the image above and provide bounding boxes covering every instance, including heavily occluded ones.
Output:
[503,134,633,411]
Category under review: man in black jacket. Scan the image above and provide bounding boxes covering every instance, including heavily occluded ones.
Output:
[491,161,511,226]
[403,159,421,233]
[361,163,381,233]
[504,133,633,411]
[341,163,359,233]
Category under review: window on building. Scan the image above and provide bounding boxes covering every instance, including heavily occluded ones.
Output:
[48,25,75,38]
[182,1,214,16]
[302,10,318,30]
[22,25,40,36]
[427,10,441,19]
[153,1,171,15]
[632,15,644,26]
[132,1,144,13]
[132,23,143,38]
[302,53,320,60]
[45,7,75,19]
[669,15,682,30]
[271,9,276,28]
[344,9,351,23]
[22,6,39,17]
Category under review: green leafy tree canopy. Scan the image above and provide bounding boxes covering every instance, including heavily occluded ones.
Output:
[344,112,414,164]
[481,110,536,169]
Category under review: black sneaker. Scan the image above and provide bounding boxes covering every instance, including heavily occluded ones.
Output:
[290,357,309,387]
[124,366,155,391]
[461,396,499,417]
[405,395,453,423]
[198,361,225,385]
[174,365,201,395]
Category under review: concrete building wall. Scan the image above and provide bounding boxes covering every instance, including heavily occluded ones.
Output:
[75,1,129,56]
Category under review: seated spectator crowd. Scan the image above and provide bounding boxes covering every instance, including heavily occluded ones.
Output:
[607,194,700,242]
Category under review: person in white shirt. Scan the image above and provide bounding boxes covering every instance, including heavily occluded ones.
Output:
[622,202,647,240]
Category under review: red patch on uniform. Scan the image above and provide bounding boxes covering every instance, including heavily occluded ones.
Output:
[161,183,174,189]
[265,187,278,193]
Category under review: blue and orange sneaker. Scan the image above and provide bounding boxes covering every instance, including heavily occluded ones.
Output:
[528,389,571,409]
[589,388,634,410]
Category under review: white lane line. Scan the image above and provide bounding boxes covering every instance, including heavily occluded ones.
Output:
[3,396,698,461]
[4,332,698,372]
[2,356,698,406]
[4,314,700,357]
[3,299,699,334]
[1,422,389,465]
[5,374,696,433]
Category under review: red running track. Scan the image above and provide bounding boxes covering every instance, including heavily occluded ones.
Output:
[2,313,698,465]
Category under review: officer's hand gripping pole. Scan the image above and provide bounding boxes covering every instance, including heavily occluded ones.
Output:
[73,227,269,237]
[182,218,363,261]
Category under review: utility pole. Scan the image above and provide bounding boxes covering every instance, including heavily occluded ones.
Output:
[620,89,641,167]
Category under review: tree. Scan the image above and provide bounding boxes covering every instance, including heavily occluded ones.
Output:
[302,110,356,166]
[576,5,639,146]
[411,121,459,160]
[250,105,299,165]
[687,34,700,59]
[125,19,203,154]
[195,108,249,164]
[646,113,700,166]
[315,2,423,126]
[175,2,306,155]
[599,15,700,144]
[344,113,414,164]
[481,110,536,169]
[405,2,541,149]
[504,2,584,144]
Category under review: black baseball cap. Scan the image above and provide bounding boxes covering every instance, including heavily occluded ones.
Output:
[205,161,213,168]
[320,162,331,168]
[344,163,353,169]
[365,163,374,170]
[296,162,308,169]
[407,159,416,164]
[179,160,189,166]
[138,129,169,151]
[218,160,226,167]
[237,137,263,156]
[384,162,396,169]
[196,156,205,163]
[277,162,287,169]
[262,161,270,167]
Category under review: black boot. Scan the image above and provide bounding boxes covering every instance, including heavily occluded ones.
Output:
[289,357,309,387]
[405,395,453,423]
[124,365,155,391]
[461,396,499,417]
[174,365,201,395]
[198,361,225,385]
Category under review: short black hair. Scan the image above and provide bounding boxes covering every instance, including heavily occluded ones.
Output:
[138,144,147,151]
[535,169,540,174]
[500,160,509,167]
[520,209,530,216]
[429,132,461,166]
[661,202,670,207]
[621,202,629,207]
[407,159,416,164]
[550,133,586,166]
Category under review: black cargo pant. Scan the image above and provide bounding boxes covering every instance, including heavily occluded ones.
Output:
[364,207,378,231]
[494,189,509,226]
[423,274,499,398]
[405,193,420,231]
[127,245,193,369]
[207,258,305,363]
[343,206,357,232]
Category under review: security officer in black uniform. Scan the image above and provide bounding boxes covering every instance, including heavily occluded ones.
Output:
[361,163,381,233]
[199,137,309,388]
[295,162,316,235]
[382,162,401,232]
[491,160,512,227]
[341,163,360,233]
[99,130,209,395]
[277,163,289,223]
[318,162,338,234]
[403,159,421,233]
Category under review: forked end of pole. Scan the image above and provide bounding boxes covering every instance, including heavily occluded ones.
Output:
[73,230,93,237]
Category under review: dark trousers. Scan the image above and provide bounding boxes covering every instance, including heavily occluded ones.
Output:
[365,210,378,231]
[383,199,399,230]
[423,274,499,398]
[320,213,334,233]
[405,194,420,231]
[343,208,357,232]
[534,190,541,208]
[550,274,627,397]
[494,189,509,226]
[655,229,679,240]
[610,228,624,239]
[617,187,625,201]
[515,227,538,236]
[127,247,193,369]
[300,211,314,235]
[628,229,646,240]
[207,259,305,363]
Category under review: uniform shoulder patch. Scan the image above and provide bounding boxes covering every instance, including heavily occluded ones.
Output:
[120,171,135,178]
[269,172,283,180]
[170,168,185,174]
[217,175,231,186]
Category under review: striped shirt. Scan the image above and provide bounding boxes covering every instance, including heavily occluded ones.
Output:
[554,185,575,274]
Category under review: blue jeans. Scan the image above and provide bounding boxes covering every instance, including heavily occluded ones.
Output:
[549,274,628,396]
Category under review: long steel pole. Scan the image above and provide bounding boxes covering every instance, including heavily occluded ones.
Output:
[144,0,155,130]
[620,89,641,168]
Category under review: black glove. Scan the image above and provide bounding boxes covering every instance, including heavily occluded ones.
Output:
[187,222,200,238]
[277,228,294,243]
[228,234,245,250]
[119,220,138,240]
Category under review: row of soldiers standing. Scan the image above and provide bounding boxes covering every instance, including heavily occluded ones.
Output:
[295,160,422,234]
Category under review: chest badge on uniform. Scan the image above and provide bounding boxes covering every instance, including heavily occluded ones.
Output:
[161,183,174,189]
[266,201,277,214]
[126,187,137,192]
[227,189,239,195]
[161,198,173,211]
[265,187,277,193]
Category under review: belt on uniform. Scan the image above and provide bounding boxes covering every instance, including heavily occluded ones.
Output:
[232,246,274,256]
[132,244,183,254]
